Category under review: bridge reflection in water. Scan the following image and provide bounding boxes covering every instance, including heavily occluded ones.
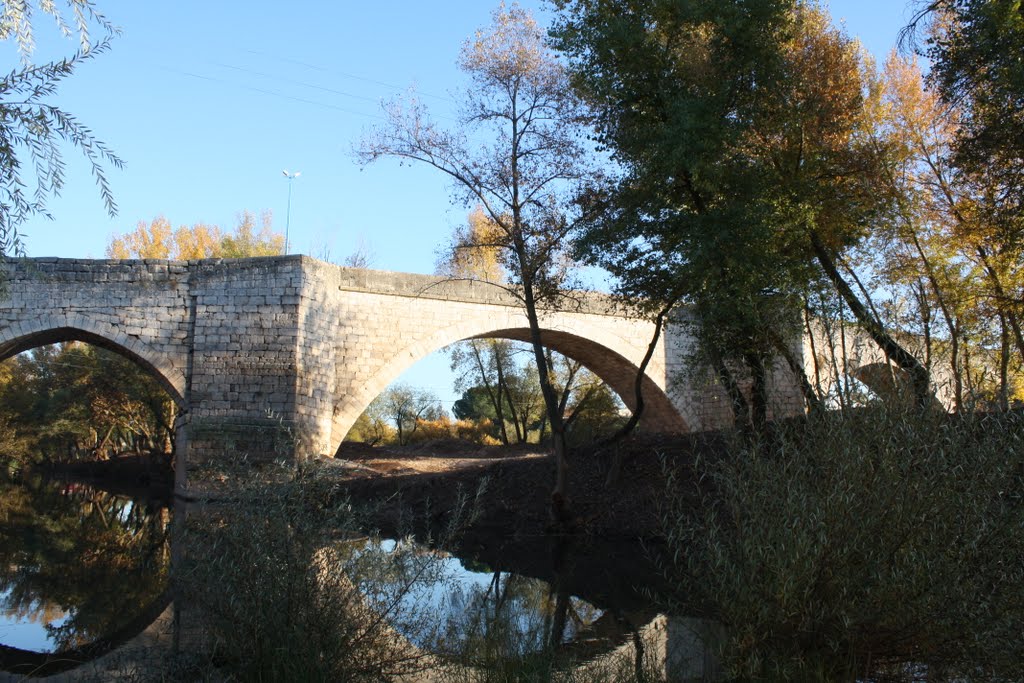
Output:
[0,475,171,678]
[0,476,718,681]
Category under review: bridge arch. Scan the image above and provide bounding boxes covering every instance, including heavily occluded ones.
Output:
[331,315,688,451]
[0,314,187,406]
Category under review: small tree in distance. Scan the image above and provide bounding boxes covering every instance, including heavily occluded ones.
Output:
[375,384,443,447]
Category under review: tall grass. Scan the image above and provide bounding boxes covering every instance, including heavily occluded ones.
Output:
[662,408,1024,681]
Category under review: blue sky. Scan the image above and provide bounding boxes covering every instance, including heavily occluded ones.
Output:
[9,0,921,405]
[14,0,918,266]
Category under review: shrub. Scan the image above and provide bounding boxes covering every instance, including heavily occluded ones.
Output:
[177,462,474,682]
[344,411,396,446]
[409,415,458,443]
[662,408,1024,681]
[454,418,502,446]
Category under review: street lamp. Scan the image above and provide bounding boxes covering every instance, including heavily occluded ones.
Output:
[282,169,301,254]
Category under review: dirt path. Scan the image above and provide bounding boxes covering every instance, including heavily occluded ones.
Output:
[329,445,548,478]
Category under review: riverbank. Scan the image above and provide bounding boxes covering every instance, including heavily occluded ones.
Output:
[328,433,712,542]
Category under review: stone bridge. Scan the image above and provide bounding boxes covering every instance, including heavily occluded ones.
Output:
[0,256,949,476]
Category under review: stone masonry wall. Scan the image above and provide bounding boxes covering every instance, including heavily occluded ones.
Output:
[183,258,307,463]
[298,259,694,452]
[1,256,812,469]
[0,258,193,401]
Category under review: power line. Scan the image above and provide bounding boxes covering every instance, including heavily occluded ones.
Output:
[243,48,456,105]
[211,62,386,106]
[157,66,387,120]
[206,60,458,123]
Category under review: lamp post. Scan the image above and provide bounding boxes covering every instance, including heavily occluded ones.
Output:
[282,169,301,254]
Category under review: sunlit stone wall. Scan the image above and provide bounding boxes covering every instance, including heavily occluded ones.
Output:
[0,258,193,400]
[0,256,815,470]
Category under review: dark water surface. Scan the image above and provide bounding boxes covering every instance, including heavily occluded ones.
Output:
[0,475,171,656]
[1,475,667,674]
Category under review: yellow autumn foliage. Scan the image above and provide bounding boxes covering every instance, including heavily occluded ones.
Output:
[107,211,283,260]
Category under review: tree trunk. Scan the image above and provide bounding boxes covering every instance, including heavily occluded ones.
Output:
[810,230,932,408]
[522,283,571,523]
[604,300,676,447]
[710,352,750,428]
[999,312,1011,411]
[745,351,769,430]
[475,341,510,445]
[977,245,1024,367]
[771,331,823,414]
[502,378,525,444]
[804,304,826,401]
[910,232,962,410]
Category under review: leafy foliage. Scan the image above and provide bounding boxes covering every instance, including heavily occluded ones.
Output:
[0,0,113,61]
[0,342,175,469]
[916,0,1024,230]
[449,338,624,447]
[106,210,283,259]
[0,46,121,255]
[553,0,932,420]
[0,0,119,256]
[368,385,444,448]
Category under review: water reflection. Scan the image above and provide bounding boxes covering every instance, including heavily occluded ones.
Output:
[358,538,652,664]
[0,474,664,677]
[0,476,170,656]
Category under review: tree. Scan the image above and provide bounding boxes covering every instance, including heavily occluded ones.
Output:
[449,339,521,445]
[342,235,377,269]
[106,210,284,259]
[344,399,394,446]
[219,210,284,258]
[870,52,1024,410]
[442,209,520,445]
[553,0,934,420]
[908,0,1024,223]
[452,385,497,422]
[374,383,443,447]
[440,206,506,285]
[0,1,120,256]
[358,4,595,520]
[0,342,175,463]
[899,1,1024,407]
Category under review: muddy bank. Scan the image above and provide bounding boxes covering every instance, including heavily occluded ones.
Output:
[332,433,717,542]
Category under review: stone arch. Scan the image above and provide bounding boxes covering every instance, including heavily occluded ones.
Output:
[331,316,688,451]
[0,314,187,406]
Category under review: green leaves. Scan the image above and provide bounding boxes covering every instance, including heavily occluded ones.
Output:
[0,42,121,256]
[0,1,120,257]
